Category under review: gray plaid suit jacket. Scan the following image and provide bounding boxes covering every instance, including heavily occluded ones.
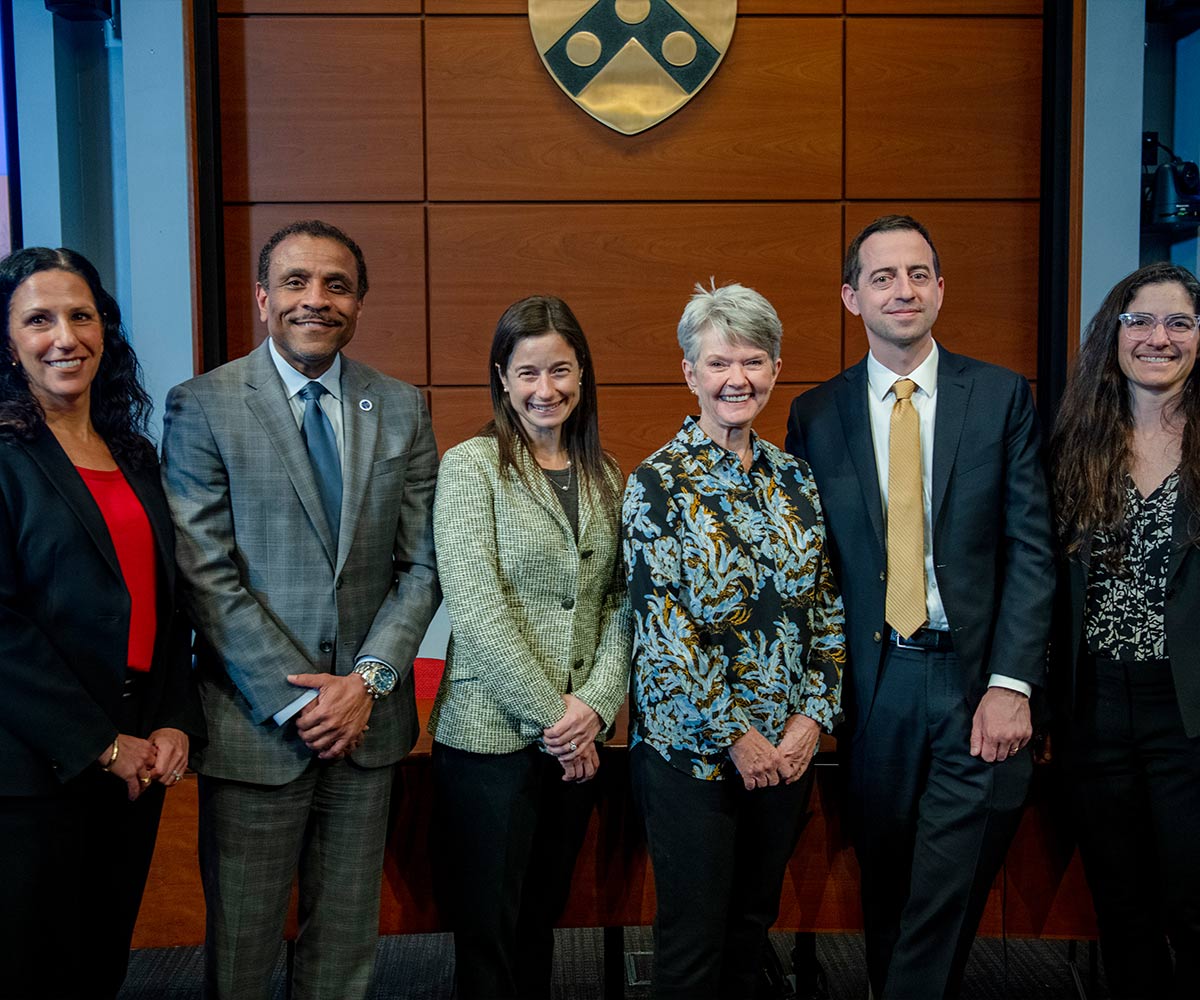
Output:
[161,341,439,784]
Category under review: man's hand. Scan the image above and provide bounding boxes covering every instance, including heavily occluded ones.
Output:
[777,714,821,783]
[970,687,1032,763]
[728,728,788,791]
[543,694,603,762]
[290,673,374,760]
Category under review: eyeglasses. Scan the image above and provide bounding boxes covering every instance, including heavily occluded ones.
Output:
[1118,312,1200,341]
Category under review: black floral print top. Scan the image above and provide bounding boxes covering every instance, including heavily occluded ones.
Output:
[1085,470,1178,661]
[622,418,845,780]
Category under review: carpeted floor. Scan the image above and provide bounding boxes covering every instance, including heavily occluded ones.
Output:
[117,928,1109,999]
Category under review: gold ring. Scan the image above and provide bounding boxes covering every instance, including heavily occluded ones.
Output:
[140,776,152,785]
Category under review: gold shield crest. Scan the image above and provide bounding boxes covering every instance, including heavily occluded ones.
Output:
[529,1,737,136]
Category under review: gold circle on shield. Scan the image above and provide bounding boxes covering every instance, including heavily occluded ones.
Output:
[662,31,698,67]
[566,31,603,67]
[614,0,651,25]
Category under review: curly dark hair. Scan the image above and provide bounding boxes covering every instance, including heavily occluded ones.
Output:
[1050,261,1200,564]
[485,295,620,510]
[0,247,154,466]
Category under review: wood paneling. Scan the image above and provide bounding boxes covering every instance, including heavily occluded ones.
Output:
[843,202,1041,377]
[218,17,423,202]
[425,17,841,201]
[218,1,419,12]
[427,204,843,386]
[845,18,1042,199]
[223,204,428,383]
[425,1,842,11]
[847,0,1040,12]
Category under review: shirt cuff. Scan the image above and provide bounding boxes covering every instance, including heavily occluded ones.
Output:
[355,655,394,669]
[987,674,1032,698]
[272,688,318,726]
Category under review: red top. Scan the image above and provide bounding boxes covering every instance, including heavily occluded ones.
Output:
[76,467,158,672]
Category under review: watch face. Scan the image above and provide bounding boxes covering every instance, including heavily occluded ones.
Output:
[372,663,398,695]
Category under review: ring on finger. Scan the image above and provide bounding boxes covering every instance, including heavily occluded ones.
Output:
[140,776,152,786]
[569,741,577,752]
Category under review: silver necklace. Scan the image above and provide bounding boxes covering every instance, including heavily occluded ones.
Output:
[545,461,573,492]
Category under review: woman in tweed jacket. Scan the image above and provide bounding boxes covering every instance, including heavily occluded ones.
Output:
[429,296,631,1000]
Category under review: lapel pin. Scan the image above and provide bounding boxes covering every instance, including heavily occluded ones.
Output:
[359,399,373,412]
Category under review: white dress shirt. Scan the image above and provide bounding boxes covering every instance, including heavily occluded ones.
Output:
[865,342,1031,697]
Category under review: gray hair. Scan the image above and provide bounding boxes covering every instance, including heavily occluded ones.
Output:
[677,280,783,364]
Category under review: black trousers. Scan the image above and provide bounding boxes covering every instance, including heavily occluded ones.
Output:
[431,741,597,1000]
[0,768,165,1000]
[848,645,1031,1000]
[630,742,815,1000]
[1064,657,1200,1000]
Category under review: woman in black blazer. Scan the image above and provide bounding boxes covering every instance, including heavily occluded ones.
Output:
[0,247,200,1000]
[1050,261,1200,1000]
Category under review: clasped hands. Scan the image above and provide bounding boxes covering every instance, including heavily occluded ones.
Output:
[543,694,602,783]
[729,714,820,791]
[98,727,189,801]
[289,672,374,760]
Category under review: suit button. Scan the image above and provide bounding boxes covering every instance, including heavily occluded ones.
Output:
[336,577,344,590]
[1166,587,1176,600]
[873,631,882,643]
[320,640,333,653]
[562,597,575,610]
[580,549,594,559]
[573,659,584,671]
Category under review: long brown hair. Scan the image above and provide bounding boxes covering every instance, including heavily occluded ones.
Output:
[1050,262,1200,562]
[484,295,620,510]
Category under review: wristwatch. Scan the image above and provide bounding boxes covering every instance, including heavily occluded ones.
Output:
[353,659,398,700]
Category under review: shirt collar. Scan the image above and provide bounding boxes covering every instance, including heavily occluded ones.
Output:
[268,337,342,401]
[866,340,939,402]
[679,415,777,475]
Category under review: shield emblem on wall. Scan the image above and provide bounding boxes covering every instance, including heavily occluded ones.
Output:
[529,1,737,136]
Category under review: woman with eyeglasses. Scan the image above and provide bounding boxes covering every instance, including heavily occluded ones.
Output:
[1050,262,1200,999]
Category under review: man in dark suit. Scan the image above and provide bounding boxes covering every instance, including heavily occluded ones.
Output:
[161,220,440,999]
[786,215,1053,999]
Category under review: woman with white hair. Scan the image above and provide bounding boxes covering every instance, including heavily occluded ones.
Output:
[622,282,845,999]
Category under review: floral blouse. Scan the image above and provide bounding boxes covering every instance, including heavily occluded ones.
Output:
[622,417,845,780]
[1085,470,1178,662]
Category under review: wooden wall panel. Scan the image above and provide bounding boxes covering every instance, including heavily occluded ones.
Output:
[843,202,1040,378]
[218,17,423,202]
[219,1,418,12]
[425,17,842,201]
[430,384,813,474]
[427,204,843,386]
[845,18,1042,199]
[425,1,842,11]
[223,204,428,384]
[847,0,1039,12]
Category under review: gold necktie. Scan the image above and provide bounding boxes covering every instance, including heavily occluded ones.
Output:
[886,378,927,639]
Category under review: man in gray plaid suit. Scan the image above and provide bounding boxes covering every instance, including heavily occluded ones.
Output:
[161,220,439,999]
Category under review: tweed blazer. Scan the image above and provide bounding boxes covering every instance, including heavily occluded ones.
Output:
[428,435,632,755]
[161,341,440,783]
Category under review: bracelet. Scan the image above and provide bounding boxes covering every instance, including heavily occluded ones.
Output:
[101,739,119,770]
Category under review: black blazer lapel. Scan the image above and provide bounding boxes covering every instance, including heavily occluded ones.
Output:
[117,451,177,595]
[931,349,972,527]
[836,361,885,554]
[21,427,123,582]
